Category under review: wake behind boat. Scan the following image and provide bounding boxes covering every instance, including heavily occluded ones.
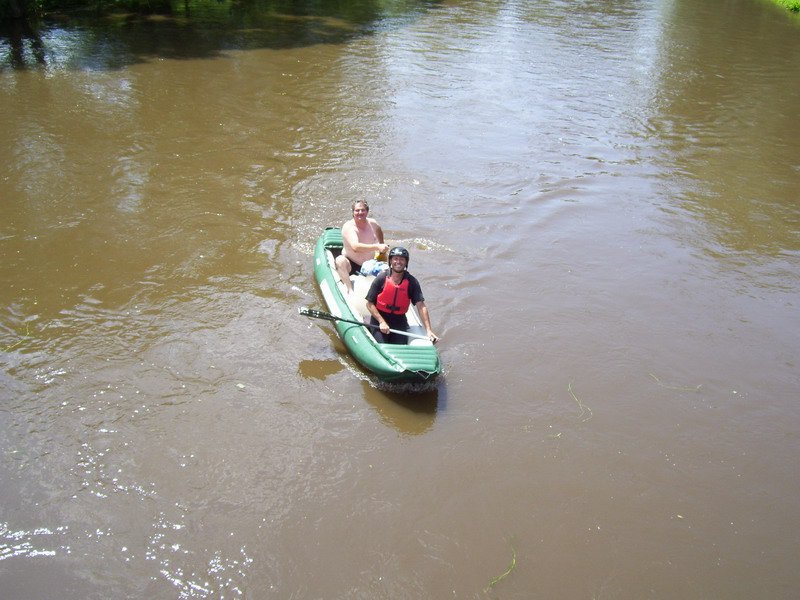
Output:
[307,227,441,384]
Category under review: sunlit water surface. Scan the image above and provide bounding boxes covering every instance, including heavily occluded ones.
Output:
[2,0,800,597]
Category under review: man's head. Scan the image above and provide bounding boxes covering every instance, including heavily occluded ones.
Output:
[351,200,369,216]
[388,246,409,271]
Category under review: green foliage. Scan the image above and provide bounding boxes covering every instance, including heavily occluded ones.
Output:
[1,0,42,19]
[773,0,800,11]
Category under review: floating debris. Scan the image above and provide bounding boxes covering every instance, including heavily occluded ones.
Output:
[2,322,31,352]
[569,382,593,422]
[486,545,517,591]
[649,373,702,392]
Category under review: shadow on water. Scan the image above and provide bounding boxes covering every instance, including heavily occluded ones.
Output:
[298,358,344,380]
[363,379,441,436]
[296,358,443,436]
[1,0,443,71]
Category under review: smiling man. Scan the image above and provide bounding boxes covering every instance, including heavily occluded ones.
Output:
[335,200,389,293]
[365,246,439,345]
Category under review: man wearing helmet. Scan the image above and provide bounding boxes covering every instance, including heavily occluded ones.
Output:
[335,200,389,294]
[365,247,439,344]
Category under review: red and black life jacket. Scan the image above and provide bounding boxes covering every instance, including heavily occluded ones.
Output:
[375,274,411,315]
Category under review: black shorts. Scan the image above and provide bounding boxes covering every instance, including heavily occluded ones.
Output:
[369,312,409,345]
[347,258,362,274]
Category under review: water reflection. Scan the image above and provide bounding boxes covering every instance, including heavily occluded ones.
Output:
[297,358,344,380]
[298,359,440,436]
[1,0,438,71]
[362,381,438,435]
[651,0,800,258]
[0,18,46,69]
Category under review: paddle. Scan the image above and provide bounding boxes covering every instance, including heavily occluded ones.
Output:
[299,307,430,341]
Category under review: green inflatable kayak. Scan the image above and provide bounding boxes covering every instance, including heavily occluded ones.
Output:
[310,227,441,383]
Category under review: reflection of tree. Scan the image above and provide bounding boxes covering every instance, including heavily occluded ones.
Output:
[3,10,47,68]
[2,0,389,25]
[2,0,433,70]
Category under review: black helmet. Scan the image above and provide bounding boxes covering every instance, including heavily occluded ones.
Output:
[388,246,409,264]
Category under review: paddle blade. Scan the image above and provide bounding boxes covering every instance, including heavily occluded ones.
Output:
[298,307,336,322]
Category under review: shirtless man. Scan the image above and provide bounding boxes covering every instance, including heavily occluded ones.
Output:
[335,200,389,293]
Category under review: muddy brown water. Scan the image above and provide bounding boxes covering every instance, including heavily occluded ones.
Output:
[2,0,800,597]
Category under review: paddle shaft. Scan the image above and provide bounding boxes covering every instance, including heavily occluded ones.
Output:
[299,307,430,341]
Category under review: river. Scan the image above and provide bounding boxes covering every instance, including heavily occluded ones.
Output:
[2,0,799,597]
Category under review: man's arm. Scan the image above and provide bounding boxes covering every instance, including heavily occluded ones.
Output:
[415,301,439,343]
[366,300,390,335]
[365,274,390,335]
[370,219,385,244]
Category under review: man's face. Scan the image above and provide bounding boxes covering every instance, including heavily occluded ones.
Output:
[353,204,368,219]
[390,255,407,272]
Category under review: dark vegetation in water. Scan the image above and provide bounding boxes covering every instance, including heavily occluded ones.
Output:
[1,0,422,22]
[1,0,436,70]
